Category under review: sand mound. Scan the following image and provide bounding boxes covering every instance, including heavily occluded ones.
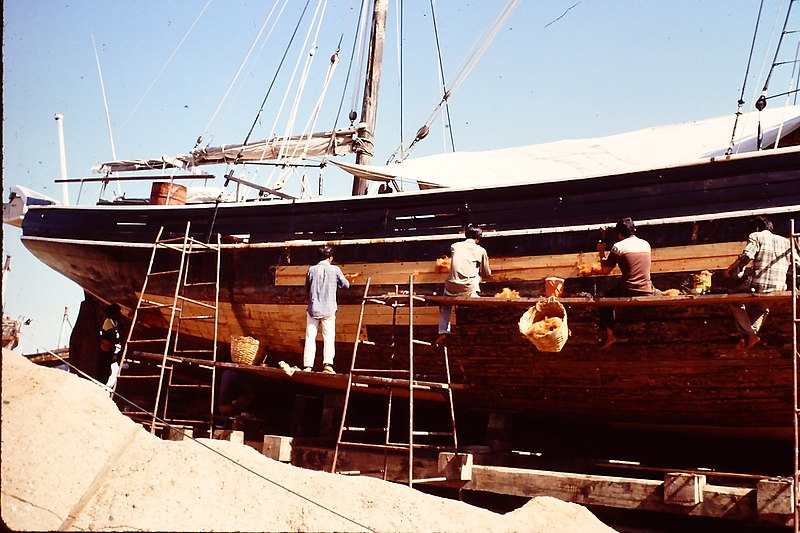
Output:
[1,349,614,532]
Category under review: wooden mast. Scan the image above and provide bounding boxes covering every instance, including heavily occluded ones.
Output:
[351,0,388,196]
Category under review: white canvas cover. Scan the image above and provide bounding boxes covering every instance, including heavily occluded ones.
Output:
[335,106,800,189]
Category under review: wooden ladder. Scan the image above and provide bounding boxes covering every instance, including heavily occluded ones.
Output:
[114,222,221,437]
[331,276,458,486]
[792,219,799,533]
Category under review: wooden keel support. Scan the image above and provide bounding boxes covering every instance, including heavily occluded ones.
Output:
[664,472,705,506]
[437,452,473,481]
[756,479,795,515]
[262,435,294,462]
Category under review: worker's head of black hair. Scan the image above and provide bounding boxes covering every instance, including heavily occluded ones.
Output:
[105,303,121,318]
[465,224,483,240]
[318,245,334,260]
[750,215,773,233]
[615,217,636,237]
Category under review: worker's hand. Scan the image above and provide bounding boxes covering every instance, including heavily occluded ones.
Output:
[596,227,607,257]
[344,272,360,280]
[724,264,739,279]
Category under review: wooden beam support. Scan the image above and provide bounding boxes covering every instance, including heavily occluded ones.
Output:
[166,425,193,440]
[213,429,244,444]
[664,472,705,506]
[461,464,790,524]
[289,444,792,525]
[262,435,294,462]
[757,479,795,515]
[438,452,473,481]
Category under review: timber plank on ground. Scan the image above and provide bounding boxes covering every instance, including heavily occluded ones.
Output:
[287,445,793,526]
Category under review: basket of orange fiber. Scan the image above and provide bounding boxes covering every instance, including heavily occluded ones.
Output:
[518,297,569,352]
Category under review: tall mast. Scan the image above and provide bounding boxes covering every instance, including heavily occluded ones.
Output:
[351,0,388,196]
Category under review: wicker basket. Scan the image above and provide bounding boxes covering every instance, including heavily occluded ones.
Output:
[230,335,261,365]
[518,296,569,352]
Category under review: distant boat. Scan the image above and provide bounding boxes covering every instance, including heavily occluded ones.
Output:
[2,255,21,351]
[4,1,800,439]
[2,317,21,351]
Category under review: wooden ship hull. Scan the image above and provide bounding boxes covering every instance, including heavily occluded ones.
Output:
[18,145,800,437]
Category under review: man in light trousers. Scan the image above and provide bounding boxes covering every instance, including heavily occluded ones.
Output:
[303,245,353,374]
[435,224,491,347]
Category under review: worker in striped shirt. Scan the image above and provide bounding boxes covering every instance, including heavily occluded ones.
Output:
[725,216,798,350]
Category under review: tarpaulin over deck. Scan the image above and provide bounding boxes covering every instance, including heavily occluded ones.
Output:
[336,106,800,189]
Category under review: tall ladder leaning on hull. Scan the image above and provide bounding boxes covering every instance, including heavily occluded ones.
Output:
[331,275,458,486]
[792,219,799,533]
[114,222,221,437]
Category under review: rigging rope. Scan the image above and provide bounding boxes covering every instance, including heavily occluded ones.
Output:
[297,50,341,157]
[212,1,295,141]
[91,34,120,198]
[349,0,374,120]
[396,0,520,162]
[795,40,800,105]
[240,1,312,150]
[332,0,370,130]
[274,0,331,160]
[269,0,331,191]
[429,0,456,155]
[122,0,213,135]
[198,0,286,148]
[757,0,798,150]
[394,0,405,159]
[761,0,798,100]
[727,0,766,154]
[748,1,785,110]
[727,0,800,153]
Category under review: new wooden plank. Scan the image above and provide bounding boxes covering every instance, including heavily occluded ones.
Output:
[274,241,746,286]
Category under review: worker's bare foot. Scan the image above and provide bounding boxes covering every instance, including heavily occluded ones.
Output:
[434,334,448,347]
[744,334,760,350]
[599,329,617,350]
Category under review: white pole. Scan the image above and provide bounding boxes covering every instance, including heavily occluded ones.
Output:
[54,114,69,205]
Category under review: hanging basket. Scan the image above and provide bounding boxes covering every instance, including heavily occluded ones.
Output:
[230,335,261,365]
[518,296,569,352]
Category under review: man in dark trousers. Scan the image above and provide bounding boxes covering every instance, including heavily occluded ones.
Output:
[596,218,656,349]
[99,303,122,387]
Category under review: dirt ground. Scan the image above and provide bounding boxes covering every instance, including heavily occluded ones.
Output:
[1,348,616,532]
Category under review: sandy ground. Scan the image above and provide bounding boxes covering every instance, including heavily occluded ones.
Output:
[1,348,616,532]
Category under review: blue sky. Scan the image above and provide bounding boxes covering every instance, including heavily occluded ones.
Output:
[3,0,796,353]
